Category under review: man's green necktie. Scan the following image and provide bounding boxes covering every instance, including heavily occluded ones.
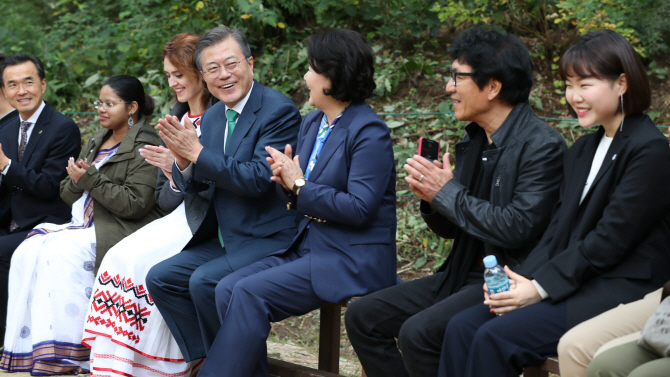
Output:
[219,109,239,248]
[225,108,238,151]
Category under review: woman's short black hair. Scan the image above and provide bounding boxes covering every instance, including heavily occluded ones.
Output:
[307,29,376,102]
[559,29,650,115]
[449,28,533,105]
[103,75,155,119]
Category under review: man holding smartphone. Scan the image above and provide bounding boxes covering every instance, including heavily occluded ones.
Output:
[345,28,567,377]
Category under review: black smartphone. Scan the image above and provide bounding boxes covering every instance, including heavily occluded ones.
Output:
[418,137,440,162]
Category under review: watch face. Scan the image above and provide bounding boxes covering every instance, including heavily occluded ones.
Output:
[296,178,306,186]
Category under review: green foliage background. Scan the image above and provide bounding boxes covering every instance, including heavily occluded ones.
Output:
[2,0,668,271]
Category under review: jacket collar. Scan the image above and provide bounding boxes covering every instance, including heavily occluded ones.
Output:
[298,100,365,181]
[89,117,149,159]
[18,101,54,165]
[225,80,262,157]
[572,113,646,206]
[464,101,534,148]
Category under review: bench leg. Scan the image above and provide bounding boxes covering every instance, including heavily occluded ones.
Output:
[318,303,341,374]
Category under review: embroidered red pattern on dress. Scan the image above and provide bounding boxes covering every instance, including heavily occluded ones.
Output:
[87,271,154,344]
[91,353,201,377]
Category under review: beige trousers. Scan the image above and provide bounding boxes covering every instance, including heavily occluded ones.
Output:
[557,288,662,376]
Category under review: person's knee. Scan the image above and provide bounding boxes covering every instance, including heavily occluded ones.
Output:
[586,353,617,377]
[146,263,166,297]
[344,296,375,337]
[398,314,437,357]
[557,327,589,365]
[214,276,236,314]
[189,267,213,302]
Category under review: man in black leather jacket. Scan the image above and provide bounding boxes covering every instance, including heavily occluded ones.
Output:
[345,28,567,377]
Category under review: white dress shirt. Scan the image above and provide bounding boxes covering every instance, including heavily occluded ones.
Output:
[1,101,46,179]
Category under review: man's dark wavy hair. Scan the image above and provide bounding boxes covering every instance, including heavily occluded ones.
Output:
[307,29,376,102]
[449,28,533,105]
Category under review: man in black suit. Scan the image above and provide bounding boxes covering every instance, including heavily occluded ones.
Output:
[0,54,81,342]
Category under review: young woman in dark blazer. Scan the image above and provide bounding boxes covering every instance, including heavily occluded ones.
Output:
[438,29,670,377]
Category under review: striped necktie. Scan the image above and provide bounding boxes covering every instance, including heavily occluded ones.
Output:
[18,121,31,162]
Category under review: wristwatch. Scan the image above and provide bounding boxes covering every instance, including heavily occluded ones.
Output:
[292,177,306,194]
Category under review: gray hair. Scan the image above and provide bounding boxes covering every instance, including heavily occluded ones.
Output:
[195,26,252,71]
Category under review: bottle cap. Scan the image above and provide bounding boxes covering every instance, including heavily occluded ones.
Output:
[483,255,498,268]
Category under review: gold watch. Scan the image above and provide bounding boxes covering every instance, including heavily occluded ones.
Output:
[292,177,306,194]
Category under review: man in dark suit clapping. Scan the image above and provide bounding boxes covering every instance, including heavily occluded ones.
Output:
[146,26,302,363]
[0,54,81,342]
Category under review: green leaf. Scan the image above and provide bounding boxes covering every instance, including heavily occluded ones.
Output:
[414,257,427,269]
[438,101,452,113]
[84,73,101,88]
[387,120,405,129]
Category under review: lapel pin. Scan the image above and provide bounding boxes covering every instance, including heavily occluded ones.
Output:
[612,154,617,160]
[39,130,43,134]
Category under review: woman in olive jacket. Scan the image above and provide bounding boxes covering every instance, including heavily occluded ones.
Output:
[1,75,163,376]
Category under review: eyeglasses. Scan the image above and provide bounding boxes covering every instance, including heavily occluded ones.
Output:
[202,58,250,79]
[449,68,476,87]
[93,100,129,110]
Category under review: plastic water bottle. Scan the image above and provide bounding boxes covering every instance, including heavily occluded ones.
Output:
[483,255,510,295]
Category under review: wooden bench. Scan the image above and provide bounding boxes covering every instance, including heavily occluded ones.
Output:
[523,357,560,376]
[269,302,560,377]
[269,302,348,377]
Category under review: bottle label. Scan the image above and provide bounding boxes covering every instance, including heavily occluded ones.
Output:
[488,281,510,294]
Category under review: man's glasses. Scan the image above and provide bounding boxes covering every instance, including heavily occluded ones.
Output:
[202,57,250,79]
[449,68,476,87]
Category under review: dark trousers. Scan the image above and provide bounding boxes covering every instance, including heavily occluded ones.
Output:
[344,271,485,377]
[198,242,328,377]
[0,228,30,334]
[146,237,233,362]
[439,300,567,377]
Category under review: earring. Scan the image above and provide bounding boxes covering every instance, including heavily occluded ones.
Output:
[619,94,626,131]
[128,113,134,128]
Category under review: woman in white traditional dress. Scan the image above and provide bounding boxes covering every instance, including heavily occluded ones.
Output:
[81,33,214,377]
[1,74,164,375]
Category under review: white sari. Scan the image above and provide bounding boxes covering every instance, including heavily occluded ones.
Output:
[1,144,119,375]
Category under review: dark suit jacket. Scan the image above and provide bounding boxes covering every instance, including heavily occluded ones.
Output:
[0,110,18,133]
[174,81,302,270]
[0,102,81,231]
[519,114,670,327]
[276,101,398,304]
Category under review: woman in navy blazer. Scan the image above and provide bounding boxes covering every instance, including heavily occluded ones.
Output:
[438,30,670,377]
[194,29,397,377]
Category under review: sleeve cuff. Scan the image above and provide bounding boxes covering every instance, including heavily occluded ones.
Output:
[177,161,193,180]
[531,279,549,300]
[169,181,181,192]
[1,159,11,175]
